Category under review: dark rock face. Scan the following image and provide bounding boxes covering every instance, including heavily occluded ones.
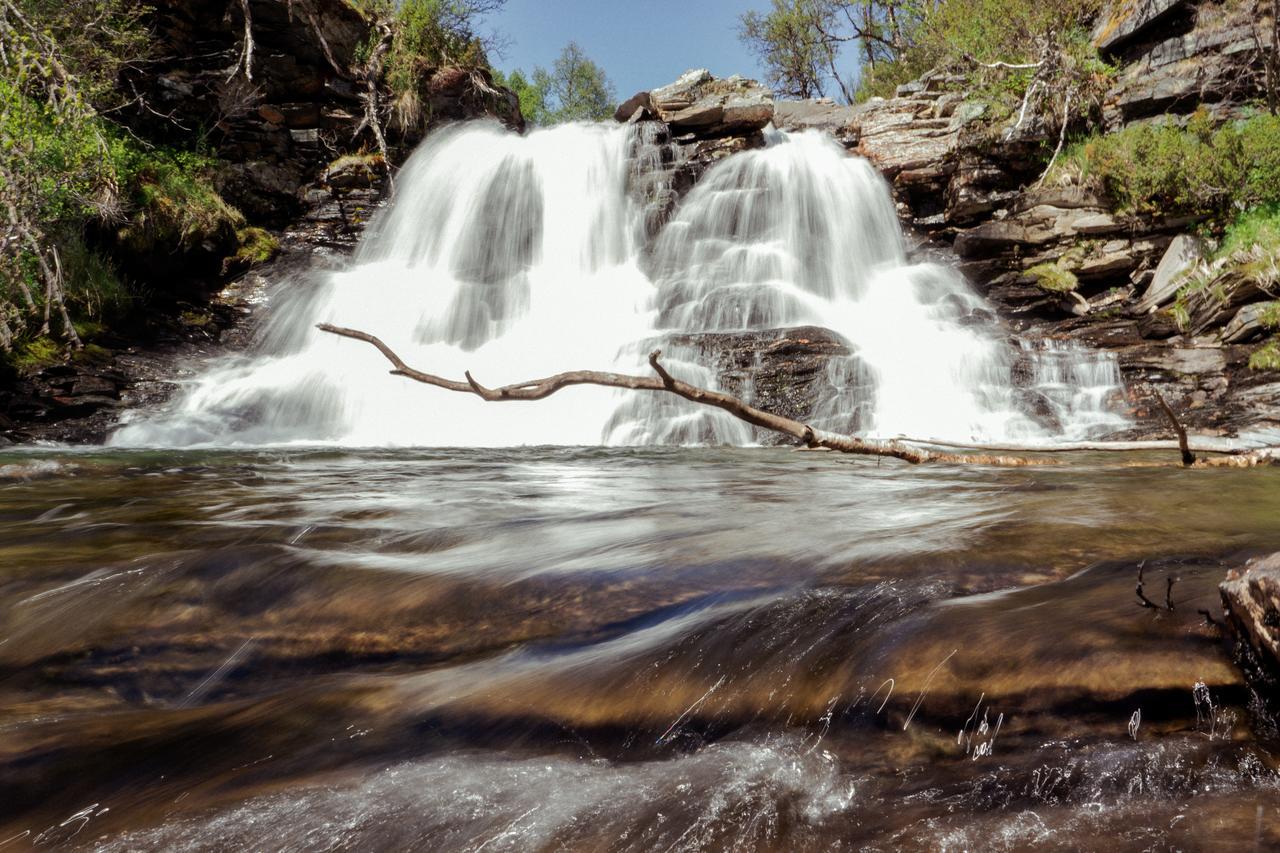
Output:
[128,0,521,224]
[668,327,852,435]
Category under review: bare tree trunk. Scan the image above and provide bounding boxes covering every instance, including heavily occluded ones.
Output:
[228,0,254,82]
[355,20,394,176]
[317,324,1279,468]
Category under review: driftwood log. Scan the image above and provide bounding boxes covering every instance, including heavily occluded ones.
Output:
[317,324,1280,468]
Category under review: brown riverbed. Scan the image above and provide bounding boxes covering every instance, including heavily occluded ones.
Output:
[1,446,1279,850]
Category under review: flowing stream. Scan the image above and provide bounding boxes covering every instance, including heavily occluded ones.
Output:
[111,120,1128,448]
[2,447,1280,849]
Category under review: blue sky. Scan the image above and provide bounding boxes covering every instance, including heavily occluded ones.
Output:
[488,0,784,101]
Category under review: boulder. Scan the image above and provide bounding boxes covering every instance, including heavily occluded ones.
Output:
[1222,301,1274,344]
[1222,553,1280,687]
[647,70,774,138]
[614,91,654,123]
[668,326,853,439]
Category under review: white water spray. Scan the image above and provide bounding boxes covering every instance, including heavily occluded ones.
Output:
[112,119,1128,448]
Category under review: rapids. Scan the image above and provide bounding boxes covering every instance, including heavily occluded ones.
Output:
[110,121,1128,448]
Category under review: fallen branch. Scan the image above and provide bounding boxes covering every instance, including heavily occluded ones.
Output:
[964,53,1044,70]
[316,324,1049,466]
[316,324,1280,468]
[905,436,1262,455]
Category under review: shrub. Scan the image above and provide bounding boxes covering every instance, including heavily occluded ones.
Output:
[1250,339,1280,371]
[116,148,244,253]
[1217,205,1280,259]
[228,227,281,269]
[853,0,1107,103]
[1059,113,1280,219]
[353,0,503,129]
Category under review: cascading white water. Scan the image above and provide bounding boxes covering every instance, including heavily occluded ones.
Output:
[114,121,656,447]
[112,118,1129,448]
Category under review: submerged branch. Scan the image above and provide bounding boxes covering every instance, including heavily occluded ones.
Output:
[315,324,1280,469]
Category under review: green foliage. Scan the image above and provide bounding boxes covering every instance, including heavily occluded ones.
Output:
[502,43,616,125]
[384,0,493,91]
[57,232,129,320]
[1217,205,1280,260]
[0,0,255,354]
[1027,262,1079,293]
[855,56,931,101]
[353,0,506,132]
[117,148,243,253]
[853,0,1107,102]
[1058,113,1280,219]
[495,69,550,125]
[739,0,836,100]
[1250,339,1280,371]
[230,227,280,267]
[7,336,64,372]
[10,0,150,109]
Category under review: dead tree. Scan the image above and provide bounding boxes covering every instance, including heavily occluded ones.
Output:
[317,324,1280,468]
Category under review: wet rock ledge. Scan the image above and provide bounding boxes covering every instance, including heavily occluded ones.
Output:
[1221,554,1280,697]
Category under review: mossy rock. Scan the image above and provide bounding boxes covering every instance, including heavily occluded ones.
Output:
[1027,262,1080,293]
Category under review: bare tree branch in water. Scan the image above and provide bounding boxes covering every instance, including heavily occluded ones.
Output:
[316,323,1280,468]
[1154,391,1195,467]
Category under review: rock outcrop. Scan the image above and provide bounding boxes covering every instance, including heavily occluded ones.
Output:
[621,70,776,236]
[1221,553,1280,695]
[130,0,521,224]
[643,69,774,139]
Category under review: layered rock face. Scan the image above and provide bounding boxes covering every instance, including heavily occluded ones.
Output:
[618,69,776,235]
[763,0,1279,442]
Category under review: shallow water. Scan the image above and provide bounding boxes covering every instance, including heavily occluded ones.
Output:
[2,446,1280,850]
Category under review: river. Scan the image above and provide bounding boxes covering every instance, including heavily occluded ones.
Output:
[3,446,1279,849]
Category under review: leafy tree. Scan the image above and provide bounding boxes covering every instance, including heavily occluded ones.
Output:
[544,42,616,122]
[739,0,935,103]
[502,42,616,126]
[496,68,550,125]
[739,1,834,100]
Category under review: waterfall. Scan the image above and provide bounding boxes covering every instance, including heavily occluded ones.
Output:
[112,119,1129,448]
